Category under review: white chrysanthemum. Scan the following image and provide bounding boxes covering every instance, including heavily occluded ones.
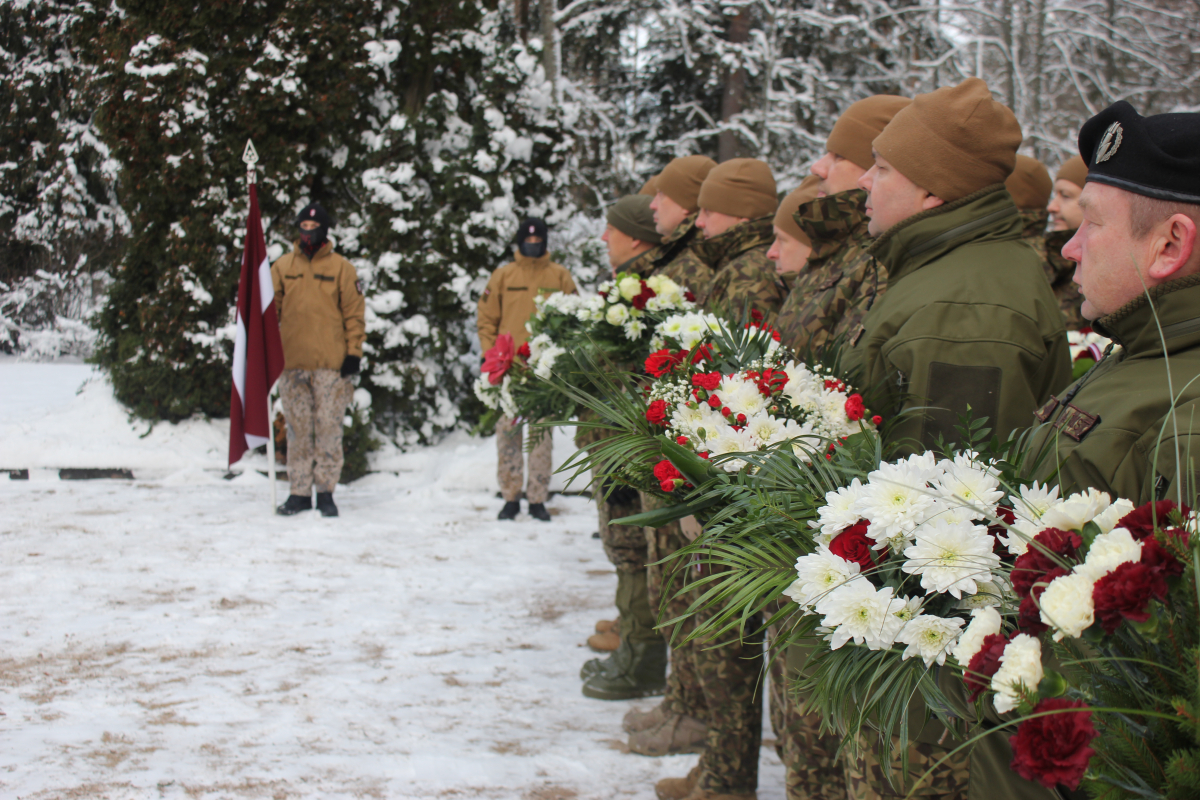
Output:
[679,318,709,350]
[897,614,965,667]
[858,456,944,550]
[1038,571,1095,641]
[893,595,923,624]
[708,427,754,472]
[473,373,499,410]
[605,304,631,326]
[724,384,769,418]
[1003,482,1062,555]
[533,345,565,380]
[957,579,1005,608]
[816,578,906,650]
[902,519,1001,598]
[670,403,709,435]
[935,453,1004,514]
[527,333,553,361]
[623,319,646,341]
[1040,487,1113,532]
[808,479,867,543]
[659,315,686,339]
[1094,498,1136,534]
[991,634,1043,714]
[745,414,785,445]
[1075,527,1142,582]
[790,547,861,608]
[617,275,642,301]
[924,498,983,526]
[951,606,1003,665]
[645,274,676,296]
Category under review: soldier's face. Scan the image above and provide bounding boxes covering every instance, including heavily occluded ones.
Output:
[858,152,944,237]
[696,209,747,239]
[811,152,866,197]
[601,224,640,274]
[767,227,812,274]
[299,221,320,231]
[1048,179,1084,231]
[651,192,690,236]
[1063,183,1192,320]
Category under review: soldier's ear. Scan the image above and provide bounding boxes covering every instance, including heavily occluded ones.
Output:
[1146,213,1199,282]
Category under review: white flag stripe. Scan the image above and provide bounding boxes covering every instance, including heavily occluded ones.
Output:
[256,255,273,314]
[231,310,247,415]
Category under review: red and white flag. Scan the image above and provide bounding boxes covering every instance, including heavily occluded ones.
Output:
[228,183,285,466]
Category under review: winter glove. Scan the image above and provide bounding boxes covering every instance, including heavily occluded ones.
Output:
[340,355,360,378]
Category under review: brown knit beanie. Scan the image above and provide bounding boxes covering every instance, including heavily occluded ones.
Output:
[826,95,913,171]
[1056,155,1088,190]
[607,195,662,245]
[657,155,718,211]
[775,175,820,246]
[639,176,659,196]
[697,158,777,219]
[1006,154,1053,210]
[873,78,1022,202]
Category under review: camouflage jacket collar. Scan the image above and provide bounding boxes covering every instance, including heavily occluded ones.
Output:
[697,216,774,268]
[1043,227,1075,277]
[619,247,660,277]
[794,189,870,264]
[867,184,1022,284]
[662,213,699,246]
[1094,273,1200,357]
[1018,208,1050,240]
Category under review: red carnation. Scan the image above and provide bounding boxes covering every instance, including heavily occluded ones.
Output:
[654,459,682,483]
[517,341,531,359]
[708,395,722,409]
[645,349,683,377]
[684,290,696,302]
[736,413,747,424]
[631,283,657,310]
[871,414,882,425]
[828,521,875,572]
[689,344,714,364]
[481,333,515,385]
[844,394,866,422]
[824,378,846,392]
[692,372,722,391]
[987,505,1017,554]
[964,633,1010,700]
[1093,561,1168,632]
[750,308,763,323]
[1009,699,1098,790]
[646,399,669,426]
[676,435,689,446]
[1011,528,1083,598]
[1016,567,1068,635]
[721,406,731,417]
[756,368,788,396]
[1117,500,1191,540]
[1142,533,1186,578]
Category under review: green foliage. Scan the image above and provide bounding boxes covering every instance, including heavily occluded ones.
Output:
[340,405,380,484]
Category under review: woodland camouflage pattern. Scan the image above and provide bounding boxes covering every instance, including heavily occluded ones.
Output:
[774,189,881,354]
[496,414,552,504]
[621,244,668,278]
[279,368,354,496]
[658,213,714,298]
[846,735,969,800]
[702,216,786,321]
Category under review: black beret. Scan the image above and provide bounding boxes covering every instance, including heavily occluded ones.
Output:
[516,217,548,242]
[1078,101,1200,204]
[295,201,332,228]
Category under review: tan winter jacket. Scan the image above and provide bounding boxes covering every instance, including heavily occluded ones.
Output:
[477,251,576,351]
[270,242,366,371]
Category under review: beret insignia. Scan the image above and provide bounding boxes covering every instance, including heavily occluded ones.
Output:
[1095,122,1123,164]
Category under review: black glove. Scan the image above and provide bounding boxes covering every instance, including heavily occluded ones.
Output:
[340,355,360,377]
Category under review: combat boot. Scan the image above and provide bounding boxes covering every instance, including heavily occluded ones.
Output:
[654,766,699,800]
[581,640,666,700]
[680,790,756,800]
[623,702,667,733]
[497,500,521,520]
[587,629,619,652]
[276,495,312,516]
[316,492,338,517]
[628,711,707,756]
[595,618,618,634]
[579,637,632,680]
[527,502,551,522]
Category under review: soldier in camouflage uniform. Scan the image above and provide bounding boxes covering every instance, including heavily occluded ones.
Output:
[651,156,719,297]
[1044,155,1089,330]
[579,196,672,701]
[696,158,786,321]
[774,95,910,357]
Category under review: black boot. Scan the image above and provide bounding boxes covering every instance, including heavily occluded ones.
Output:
[527,502,551,522]
[582,639,668,700]
[316,492,338,517]
[276,494,312,516]
[580,639,631,680]
[497,500,521,520]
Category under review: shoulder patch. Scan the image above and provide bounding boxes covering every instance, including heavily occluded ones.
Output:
[355,279,364,295]
[1054,403,1101,442]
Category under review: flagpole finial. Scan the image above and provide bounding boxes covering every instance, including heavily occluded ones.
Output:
[243,139,260,185]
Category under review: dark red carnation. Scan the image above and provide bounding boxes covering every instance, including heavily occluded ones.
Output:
[631,283,657,310]
[1118,500,1191,540]
[1093,561,1168,633]
[1009,699,1098,789]
[1142,533,1186,578]
[517,341,531,359]
[684,290,696,302]
[1016,567,1068,635]
[692,372,722,391]
[828,521,875,572]
[645,399,669,426]
[964,633,1010,701]
[844,394,866,422]
[756,368,788,396]
[750,308,763,323]
[1011,528,1083,598]
[987,505,1017,554]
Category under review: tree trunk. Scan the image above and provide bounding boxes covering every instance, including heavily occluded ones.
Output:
[515,0,529,41]
[540,0,557,100]
[718,7,751,162]
[1030,0,1047,159]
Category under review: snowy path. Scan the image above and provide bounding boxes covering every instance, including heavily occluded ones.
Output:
[0,365,784,799]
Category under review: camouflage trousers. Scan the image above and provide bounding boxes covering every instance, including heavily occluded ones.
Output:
[846,732,969,800]
[279,368,353,496]
[599,482,656,643]
[692,580,764,794]
[497,414,552,504]
[641,491,707,723]
[774,638,848,800]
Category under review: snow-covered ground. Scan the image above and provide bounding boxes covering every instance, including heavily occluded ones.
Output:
[0,364,784,799]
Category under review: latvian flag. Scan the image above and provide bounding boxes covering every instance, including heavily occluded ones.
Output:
[228,183,285,466]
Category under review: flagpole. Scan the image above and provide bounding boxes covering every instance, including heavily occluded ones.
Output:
[243,138,276,512]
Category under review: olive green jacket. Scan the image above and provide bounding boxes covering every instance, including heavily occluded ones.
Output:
[774,189,882,356]
[844,185,1073,451]
[1031,274,1200,506]
[1043,228,1085,331]
[657,213,712,299]
[701,216,787,322]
